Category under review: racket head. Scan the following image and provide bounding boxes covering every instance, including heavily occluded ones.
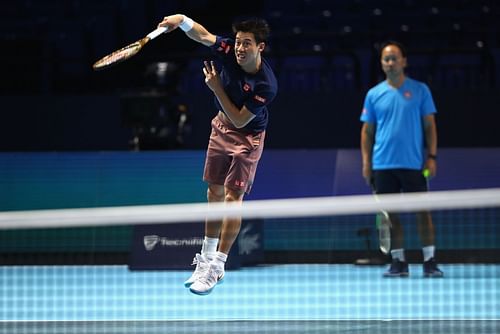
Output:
[92,38,147,71]
[377,210,392,254]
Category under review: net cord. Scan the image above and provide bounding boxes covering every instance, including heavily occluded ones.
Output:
[0,188,499,230]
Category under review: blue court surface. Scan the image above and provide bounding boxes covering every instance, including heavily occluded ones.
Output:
[0,264,498,333]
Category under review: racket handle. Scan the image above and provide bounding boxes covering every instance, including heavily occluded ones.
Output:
[147,27,168,40]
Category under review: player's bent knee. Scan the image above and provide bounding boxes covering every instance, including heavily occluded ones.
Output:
[207,185,224,202]
[224,189,245,203]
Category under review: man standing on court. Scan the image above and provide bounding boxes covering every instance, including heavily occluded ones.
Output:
[158,15,277,294]
[360,40,443,278]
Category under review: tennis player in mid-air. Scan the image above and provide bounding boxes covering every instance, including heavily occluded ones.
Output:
[158,14,277,295]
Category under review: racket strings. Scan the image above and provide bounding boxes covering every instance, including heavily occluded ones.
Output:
[93,38,148,69]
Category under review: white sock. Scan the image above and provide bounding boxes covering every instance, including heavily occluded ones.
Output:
[201,237,218,259]
[391,248,405,262]
[422,245,435,262]
[214,251,227,266]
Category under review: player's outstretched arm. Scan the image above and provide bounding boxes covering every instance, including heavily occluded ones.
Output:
[158,14,216,47]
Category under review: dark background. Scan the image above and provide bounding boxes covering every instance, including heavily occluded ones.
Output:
[1,0,499,151]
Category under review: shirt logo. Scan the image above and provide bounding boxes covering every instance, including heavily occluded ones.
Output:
[254,95,266,103]
[404,91,412,99]
[243,83,251,92]
[235,180,246,187]
[217,40,226,52]
[217,41,231,54]
[362,107,368,114]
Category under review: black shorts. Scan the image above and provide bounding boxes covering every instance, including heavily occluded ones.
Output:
[372,169,428,194]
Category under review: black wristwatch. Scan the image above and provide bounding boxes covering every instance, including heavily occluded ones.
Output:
[427,154,437,160]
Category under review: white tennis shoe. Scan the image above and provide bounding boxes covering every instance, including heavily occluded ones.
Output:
[189,262,225,295]
[184,253,210,288]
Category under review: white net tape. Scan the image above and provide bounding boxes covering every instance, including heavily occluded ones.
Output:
[1,188,499,230]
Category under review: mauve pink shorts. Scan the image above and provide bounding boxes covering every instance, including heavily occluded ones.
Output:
[203,114,265,194]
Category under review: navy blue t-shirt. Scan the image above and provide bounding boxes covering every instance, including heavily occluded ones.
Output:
[210,36,278,132]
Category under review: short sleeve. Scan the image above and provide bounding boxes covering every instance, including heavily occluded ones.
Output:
[360,91,375,123]
[420,83,437,116]
[210,36,234,63]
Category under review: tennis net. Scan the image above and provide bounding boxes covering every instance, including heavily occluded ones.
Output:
[0,189,499,334]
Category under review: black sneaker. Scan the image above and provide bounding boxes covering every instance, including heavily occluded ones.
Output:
[423,258,444,278]
[383,259,409,277]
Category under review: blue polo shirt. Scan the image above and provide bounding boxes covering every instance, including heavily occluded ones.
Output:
[210,36,278,132]
[360,77,437,170]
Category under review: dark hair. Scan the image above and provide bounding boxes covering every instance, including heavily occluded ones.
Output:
[232,17,270,44]
[379,40,407,58]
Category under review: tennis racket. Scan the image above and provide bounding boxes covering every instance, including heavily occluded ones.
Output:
[372,169,431,255]
[371,180,392,255]
[92,27,168,71]
[375,207,392,255]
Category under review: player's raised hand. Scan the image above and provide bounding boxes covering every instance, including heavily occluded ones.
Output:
[202,61,222,92]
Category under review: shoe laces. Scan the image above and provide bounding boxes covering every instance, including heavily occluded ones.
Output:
[198,263,223,287]
[191,253,204,266]
[191,253,210,275]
